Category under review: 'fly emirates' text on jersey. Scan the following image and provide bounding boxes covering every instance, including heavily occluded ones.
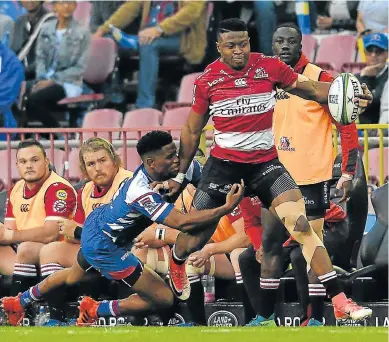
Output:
[192,53,298,163]
[81,161,202,249]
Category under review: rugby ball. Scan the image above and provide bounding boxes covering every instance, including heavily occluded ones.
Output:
[328,73,363,125]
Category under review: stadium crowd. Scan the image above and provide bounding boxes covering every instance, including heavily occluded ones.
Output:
[0,0,387,328]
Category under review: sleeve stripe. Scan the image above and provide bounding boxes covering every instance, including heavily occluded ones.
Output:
[4,218,16,221]
[151,203,170,221]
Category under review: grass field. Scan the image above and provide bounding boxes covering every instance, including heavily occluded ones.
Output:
[1,327,388,342]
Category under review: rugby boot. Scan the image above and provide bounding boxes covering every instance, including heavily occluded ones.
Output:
[77,296,99,326]
[168,250,190,301]
[1,293,25,326]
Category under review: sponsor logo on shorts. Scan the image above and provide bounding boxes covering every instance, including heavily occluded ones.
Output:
[277,136,295,152]
[207,310,238,327]
[303,196,315,205]
[20,203,30,212]
[56,189,68,200]
[262,164,282,176]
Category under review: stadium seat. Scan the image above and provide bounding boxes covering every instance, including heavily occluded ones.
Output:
[367,147,389,185]
[67,149,82,183]
[341,62,366,74]
[81,109,123,140]
[315,62,339,78]
[302,35,317,61]
[315,35,357,71]
[117,148,142,172]
[45,148,66,176]
[122,109,162,139]
[0,150,18,189]
[177,73,202,103]
[73,1,92,28]
[162,107,191,139]
[57,38,118,125]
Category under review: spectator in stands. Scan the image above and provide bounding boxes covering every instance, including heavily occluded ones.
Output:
[26,1,90,128]
[356,0,388,36]
[0,1,26,21]
[11,0,55,81]
[356,33,388,124]
[0,41,24,139]
[252,2,277,55]
[315,1,359,32]
[379,80,388,125]
[90,1,124,33]
[0,140,76,300]
[0,13,14,45]
[37,137,133,325]
[94,1,207,109]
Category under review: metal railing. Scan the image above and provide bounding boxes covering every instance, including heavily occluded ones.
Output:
[0,124,387,189]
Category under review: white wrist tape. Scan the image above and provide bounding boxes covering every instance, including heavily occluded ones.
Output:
[172,172,186,184]
[341,173,353,180]
[155,227,166,241]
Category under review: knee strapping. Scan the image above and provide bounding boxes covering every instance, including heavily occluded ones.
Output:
[146,246,170,275]
[186,256,216,276]
[309,218,324,242]
[274,198,324,270]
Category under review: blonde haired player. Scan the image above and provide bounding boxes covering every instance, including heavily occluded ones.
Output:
[34,137,133,325]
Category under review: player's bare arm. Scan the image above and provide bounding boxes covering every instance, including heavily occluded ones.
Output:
[284,74,373,107]
[0,220,60,245]
[133,224,179,249]
[158,109,209,197]
[162,182,244,232]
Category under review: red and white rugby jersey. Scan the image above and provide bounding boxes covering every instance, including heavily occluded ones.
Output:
[192,53,298,163]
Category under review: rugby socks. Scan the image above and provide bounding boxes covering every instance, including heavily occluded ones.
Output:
[318,270,342,298]
[186,275,206,325]
[171,245,186,265]
[235,271,256,324]
[20,285,43,307]
[40,264,67,322]
[97,300,121,317]
[11,264,38,296]
[238,246,262,321]
[308,284,326,321]
[257,278,280,319]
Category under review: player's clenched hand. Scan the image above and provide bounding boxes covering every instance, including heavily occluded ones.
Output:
[151,179,182,197]
[354,83,373,110]
[58,219,77,239]
[224,180,245,212]
[335,174,353,203]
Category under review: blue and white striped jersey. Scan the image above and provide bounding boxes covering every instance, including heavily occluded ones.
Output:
[81,160,202,249]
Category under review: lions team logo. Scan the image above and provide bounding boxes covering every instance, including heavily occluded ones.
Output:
[278,136,295,152]
[56,189,68,200]
[254,67,269,79]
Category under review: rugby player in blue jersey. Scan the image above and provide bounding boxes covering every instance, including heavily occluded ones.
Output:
[1,131,244,326]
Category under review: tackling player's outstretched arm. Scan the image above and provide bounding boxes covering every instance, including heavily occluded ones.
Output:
[162,182,244,232]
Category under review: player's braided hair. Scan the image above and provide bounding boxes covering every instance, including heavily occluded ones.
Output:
[79,137,122,177]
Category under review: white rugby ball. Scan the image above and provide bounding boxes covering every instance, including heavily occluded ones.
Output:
[328,73,363,125]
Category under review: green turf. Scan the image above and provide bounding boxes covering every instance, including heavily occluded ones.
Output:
[1,327,388,342]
